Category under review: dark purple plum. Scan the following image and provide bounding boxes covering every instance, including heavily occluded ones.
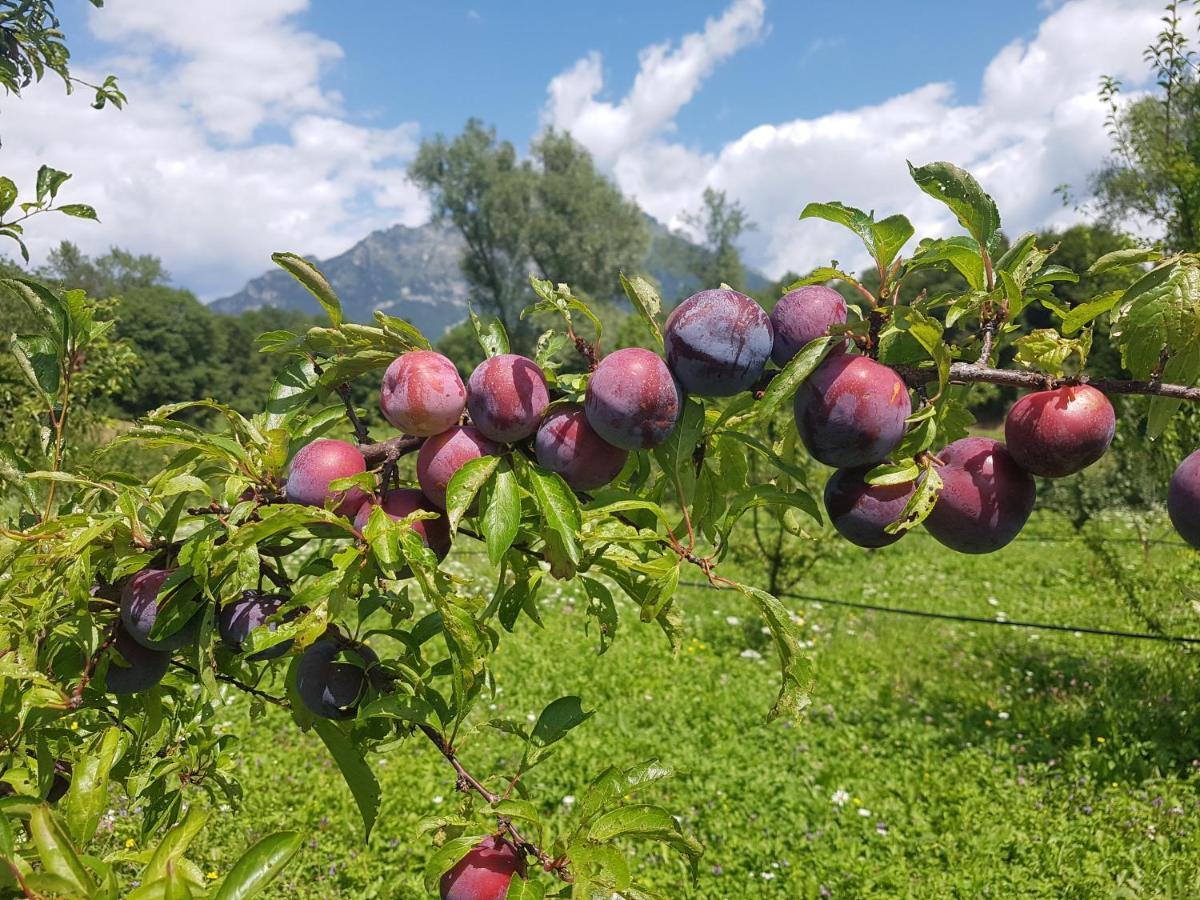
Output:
[584,348,682,451]
[120,569,203,651]
[1005,384,1115,478]
[416,425,499,510]
[105,627,171,695]
[770,285,848,365]
[440,835,527,900]
[794,355,911,467]
[535,404,628,491]
[924,437,1036,554]
[353,487,452,560]
[823,467,915,548]
[295,637,379,720]
[664,289,773,396]
[285,438,369,516]
[466,354,549,443]
[380,350,466,436]
[1169,450,1200,548]
[218,592,295,661]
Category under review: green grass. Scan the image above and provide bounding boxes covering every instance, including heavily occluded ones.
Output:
[163,509,1200,897]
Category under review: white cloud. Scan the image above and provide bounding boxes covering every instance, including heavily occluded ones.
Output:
[1,0,427,299]
[543,0,1163,281]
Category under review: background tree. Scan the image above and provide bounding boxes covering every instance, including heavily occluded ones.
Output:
[681,187,755,291]
[1090,0,1200,251]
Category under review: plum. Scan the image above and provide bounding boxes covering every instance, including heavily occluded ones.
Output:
[466,354,549,443]
[535,404,628,491]
[380,350,466,436]
[353,487,452,560]
[823,467,915,548]
[120,569,204,651]
[664,288,773,396]
[295,637,379,720]
[285,438,369,516]
[416,425,499,510]
[1168,450,1200,548]
[584,347,682,451]
[218,591,294,661]
[924,437,1036,554]
[794,355,911,467]
[106,627,171,695]
[440,835,527,900]
[1004,384,1116,478]
[770,284,848,366]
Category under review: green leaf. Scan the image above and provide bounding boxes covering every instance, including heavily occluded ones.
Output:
[264,358,318,431]
[0,177,17,216]
[373,310,432,350]
[9,332,61,398]
[470,308,509,357]
[423,835,486,894]
[1147,344,1200,438]
[752,336,832,421]
[587,804,702,876]
[56,203,98,220]
[211,832,302,900]
[445,455,501,535]
[142,805,210,883]
[482,462,520,565]
[1088,247,1162,275]
[865,460,919,486]
[1111,259,1200,379]
[907,161,1001,254]
[619,273,664,350]
[799,202,913,272]
[905,236,986,291]
[29,805,95,895]
[35,165,71,204]
[1060,291,1122,335]
[1012,328,1091,378]
[64,727,120,844]
[729,582,813,721]
[785,266,868,298]
[503,876,545,899]
[271,253,342,326]
[525,465,582,579]
[311,719,381,840]
[577,759,675,825]
[531,695,593,749]
[886,464,943,534]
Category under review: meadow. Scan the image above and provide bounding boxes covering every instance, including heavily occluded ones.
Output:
[97,507,1200,898]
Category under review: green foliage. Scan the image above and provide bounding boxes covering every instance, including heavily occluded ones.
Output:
[681,186,755,292]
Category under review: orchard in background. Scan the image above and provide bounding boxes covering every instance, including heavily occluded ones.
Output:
[6,158,1200,897]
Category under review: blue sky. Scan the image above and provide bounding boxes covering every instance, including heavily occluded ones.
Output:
[13,1,1162,298]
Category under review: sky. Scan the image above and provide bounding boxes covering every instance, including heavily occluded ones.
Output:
[0,0,1168,300]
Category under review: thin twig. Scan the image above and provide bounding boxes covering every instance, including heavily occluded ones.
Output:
[170,661,289,708]
[897,362,1200,400]
[335,383,373,445]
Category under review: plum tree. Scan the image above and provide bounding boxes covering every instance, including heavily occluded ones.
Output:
[439,835,527,900]
[354,487,452,560]
[119,569,203,651]
[535,404,628,491]
[924,437,1036,554]
[466,354,550,443]
[794,355,912,467]
[105,627,171,695]
[1004,385,1116,477]
[1168,450,1200,548]
[218,591,294,661]
[823,467,915,548]
[584,347,682,450]
[416,425,499,509]
[295,637,379,720]
[285,438,369,516]
[770,284,848,365]
[380,350,467,436]
[664,288,773,396]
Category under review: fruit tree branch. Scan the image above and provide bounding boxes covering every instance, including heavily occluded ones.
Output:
[898,361,1200,400]
[418,724,573,883]
[361,435,424,466]
[335,383,373,445]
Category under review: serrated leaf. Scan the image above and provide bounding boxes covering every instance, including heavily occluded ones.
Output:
[0,177,16,216]
[905,236,985,290]
[56,203,98,220]
[799,202,912,272]
[311,719,380,840]
[525,465,582,579]
[35,165,71,204]
[470,308,509,357]
[1060,291,1122,335]
[271,253,342,326]
[587,804,702,876]
[619,273,664,349]
[423,835,486,894]
[1111,259,1200,379]
[531,695,593,749]
[729,582,813,721]
[9,332,61,398]
[888,464,943,534]
[908,161,1001,254]
[445,455,501,534]
[1088,247,1162,275]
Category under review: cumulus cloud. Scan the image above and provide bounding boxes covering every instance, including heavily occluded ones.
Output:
[1,0,428,299]
[543,0,1162,280]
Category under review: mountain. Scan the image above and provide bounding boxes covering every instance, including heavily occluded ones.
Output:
[211,218,771,336]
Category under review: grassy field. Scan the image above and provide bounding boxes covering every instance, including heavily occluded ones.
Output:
[140,508,1200,898]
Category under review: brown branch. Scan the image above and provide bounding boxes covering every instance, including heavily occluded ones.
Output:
[897,361,1200,400]
[170,661,289,708]
[977,320,997,365]
[418,724,573,883]
[335,383,373,445]
[69,624,117,709]
[362,435,424,466]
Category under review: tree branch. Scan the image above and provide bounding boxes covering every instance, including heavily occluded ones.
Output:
[335,383,372,445]
[418,724,573,883]
[361,435,424,467]
[170,661,289,708]
[897,361,1200,400]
